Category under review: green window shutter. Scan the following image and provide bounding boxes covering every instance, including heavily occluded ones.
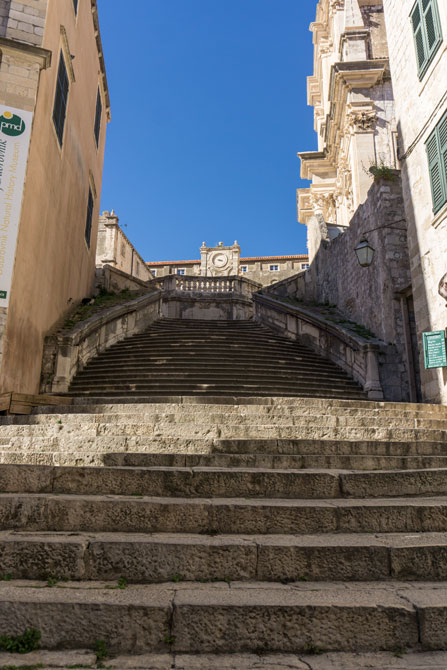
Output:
[412,2,428,70]
[426,118,447,213]
[438,113,447,209]
[411,0,443,78]
[423,0,442,55]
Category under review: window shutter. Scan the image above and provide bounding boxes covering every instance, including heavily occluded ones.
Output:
[412,3,427,70]
[426,128,445,213]
[423,0,442,54]
[411,0,443,77]
[438,114,447,209]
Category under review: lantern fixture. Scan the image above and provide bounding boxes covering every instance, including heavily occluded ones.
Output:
[354,238,375,267]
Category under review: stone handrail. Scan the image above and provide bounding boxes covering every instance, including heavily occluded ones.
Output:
[254,293,385,400]
[41,289,162,394]
[159,274,261,297]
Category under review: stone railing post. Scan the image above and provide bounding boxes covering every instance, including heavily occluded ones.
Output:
[364,344,384,400]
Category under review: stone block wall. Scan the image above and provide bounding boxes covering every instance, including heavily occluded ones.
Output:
[0,0,47,46]
[268,176,414,401]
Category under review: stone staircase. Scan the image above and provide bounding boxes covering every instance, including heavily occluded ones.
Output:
[1,395,447,667]
[67,318,367,399]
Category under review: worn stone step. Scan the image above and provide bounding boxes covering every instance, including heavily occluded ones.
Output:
[4,463,447,499]
[4,531,447,583]
[2,422,446,446]
[70,376,363,391]
[85,357,338,368]
[4,492,447,534]
[7,411,445,431]
[23,650,447,670]
[30,398,447,418]
[74,369,352,382]
[1,580,445,654]
[4,421,441,442]
[103,452,447,471]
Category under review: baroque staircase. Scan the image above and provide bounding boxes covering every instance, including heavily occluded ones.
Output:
[1,319,447,668]
[67,318,367,399]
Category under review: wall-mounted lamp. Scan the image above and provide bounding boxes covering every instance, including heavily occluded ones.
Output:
[354,239,375,267]
[354,219,407,268]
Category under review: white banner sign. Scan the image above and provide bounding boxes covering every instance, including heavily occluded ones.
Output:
[0,106,33,307]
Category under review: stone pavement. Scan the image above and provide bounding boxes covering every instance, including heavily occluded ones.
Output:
[3,650,447,669]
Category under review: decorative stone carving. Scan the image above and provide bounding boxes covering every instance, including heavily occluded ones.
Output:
[329,0,345,15]
[311,192,336,224]
[200,242,241,277]
[347,110,378,132]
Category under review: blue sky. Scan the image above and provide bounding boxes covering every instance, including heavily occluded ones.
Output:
[97,0,317,262]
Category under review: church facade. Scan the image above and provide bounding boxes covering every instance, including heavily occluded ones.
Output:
[297,0,447,404]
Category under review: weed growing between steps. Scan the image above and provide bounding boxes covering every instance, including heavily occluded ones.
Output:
[0,630,40,654]
[93,640,108,667]
[0,665,44,670]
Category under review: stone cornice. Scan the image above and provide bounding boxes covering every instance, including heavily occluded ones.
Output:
[91,0,111,121]
[0,36,51,70]
[299,59,388,179]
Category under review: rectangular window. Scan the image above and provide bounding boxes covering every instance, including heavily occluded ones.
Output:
[177,269,186,275]
[240,266,248,273]
[301,263,310,270]
[52,52,69,146]
[426,110,447,213]
[411,0,442,78]
[151,269,157,276]
[73,0,78,15]
[85,188,94,248]
[94,88,102,147]
[269,265,279,271]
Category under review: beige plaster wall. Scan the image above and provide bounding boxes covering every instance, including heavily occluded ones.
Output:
[0,0,108,394]
[383,0,447,403]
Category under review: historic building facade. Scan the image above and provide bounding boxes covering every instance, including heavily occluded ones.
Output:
[297,0,447,404]
[381,0,447,402]
[96,212,153,283]
[147,242,309,287]
[0,0,109,395]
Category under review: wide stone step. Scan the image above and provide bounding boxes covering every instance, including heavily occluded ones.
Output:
[103,452,447,471]
[81,360,341,374]
[30,398,447,417]
[67,388,367,400]
[2,423,444,444]
[69,378,363,392]
[4,464,447,499]
[3,531,447,583]
[71,372,362,386]
[16,650,447,670]
[9,410,444,430]
[3,492,447,534]
[1,580,445,654]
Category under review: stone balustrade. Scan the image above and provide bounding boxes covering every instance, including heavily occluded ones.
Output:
[41,290,162,394]
[254,293,385,400]
[160,275,262,320]
[158,274,260,297]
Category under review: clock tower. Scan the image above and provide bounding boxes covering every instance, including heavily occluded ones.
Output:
[200,241,241,276]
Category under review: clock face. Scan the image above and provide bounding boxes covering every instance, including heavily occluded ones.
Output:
[212,253,228,268]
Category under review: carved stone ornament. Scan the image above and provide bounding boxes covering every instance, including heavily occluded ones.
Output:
[319,37,334,56]
[347,110,378,133]
[311,192,336,224]
[439,272,447,303]
[329,0,345,15]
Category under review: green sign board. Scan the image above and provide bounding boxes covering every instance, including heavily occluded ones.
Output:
[423,330,447,369]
